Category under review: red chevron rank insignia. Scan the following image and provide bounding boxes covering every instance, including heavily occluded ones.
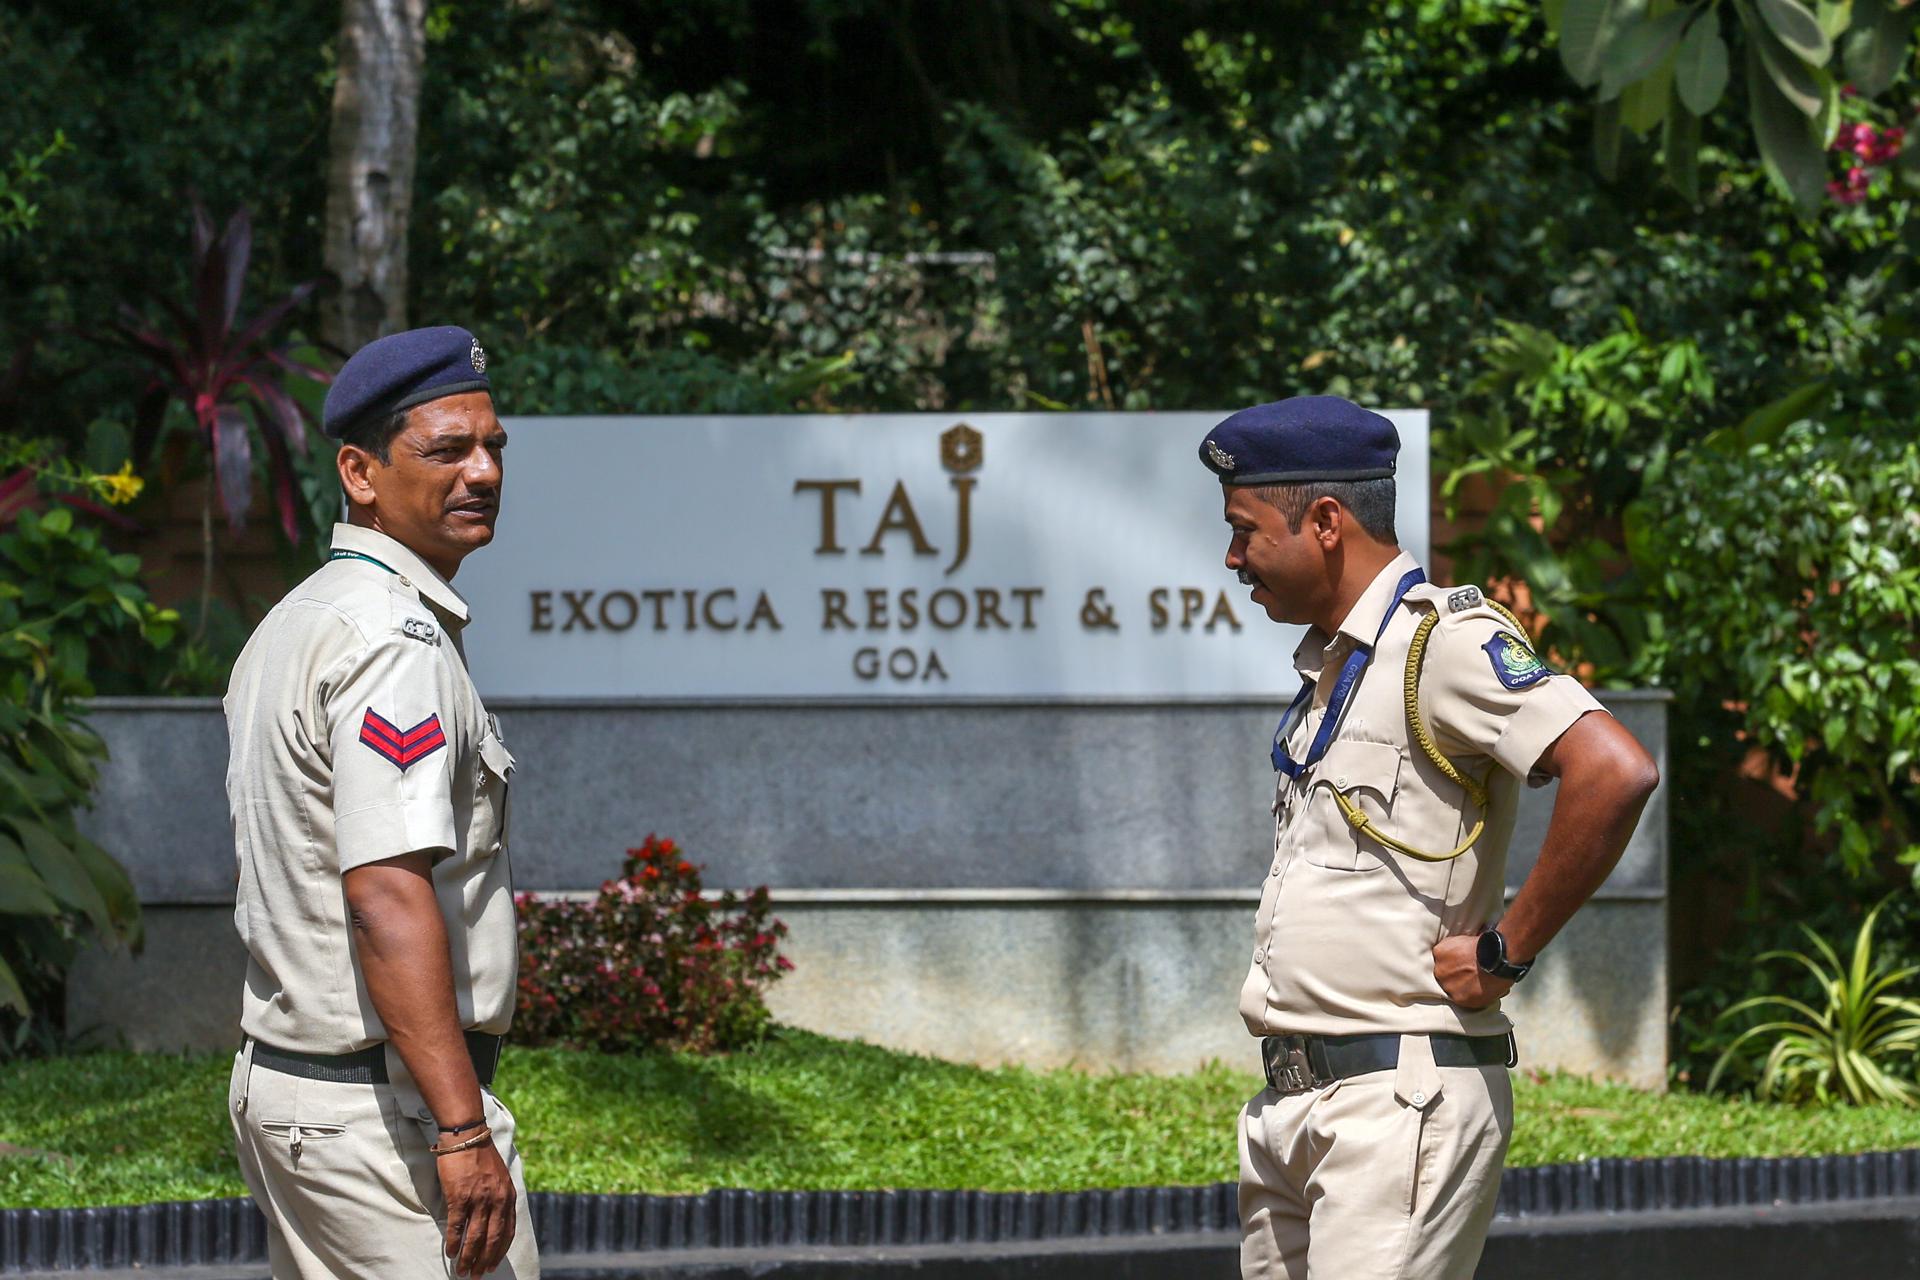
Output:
[359,709,447,771]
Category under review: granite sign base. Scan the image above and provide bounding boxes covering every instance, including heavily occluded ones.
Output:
[69,694,1669,1085]
[67,895,1664,1086]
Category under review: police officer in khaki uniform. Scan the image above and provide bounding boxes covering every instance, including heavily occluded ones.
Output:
[226,326,537,1278]
[1199,397,1659,1279]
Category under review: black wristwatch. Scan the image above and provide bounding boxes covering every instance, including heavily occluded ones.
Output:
[1476,929,1533,983]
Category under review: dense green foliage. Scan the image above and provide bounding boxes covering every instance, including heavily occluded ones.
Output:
[10,1033,1920,1205]
[1639,422,1920,876]
[0,496,172,1033]
[0,1,333,432]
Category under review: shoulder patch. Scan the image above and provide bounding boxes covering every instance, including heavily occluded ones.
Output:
[401,616,438,645]
[1482,630,1550,690]
[1446,586,1484,614]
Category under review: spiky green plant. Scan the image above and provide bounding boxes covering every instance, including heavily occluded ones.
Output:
[1709,902,1920,1106]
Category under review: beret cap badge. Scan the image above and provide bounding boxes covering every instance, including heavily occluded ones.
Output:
[469,339,487,375]
[1205,439,1236,470]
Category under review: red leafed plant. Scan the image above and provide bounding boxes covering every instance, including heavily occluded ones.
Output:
[108,201,331,634]
[514,835,792,1053]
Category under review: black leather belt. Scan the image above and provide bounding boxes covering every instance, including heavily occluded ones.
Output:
[251,1031,503,1087]
[1261,1031,1515,1095]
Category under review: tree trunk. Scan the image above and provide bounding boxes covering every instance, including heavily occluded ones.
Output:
[321,0,427,356]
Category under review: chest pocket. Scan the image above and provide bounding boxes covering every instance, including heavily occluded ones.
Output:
[476,718,515,855]
[1300,738,1402,871]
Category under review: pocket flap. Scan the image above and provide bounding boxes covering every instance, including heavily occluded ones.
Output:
[1312,738,1401,803]
[479,733,514,780]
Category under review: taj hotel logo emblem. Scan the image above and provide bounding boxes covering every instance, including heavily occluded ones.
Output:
[941,422,983,473]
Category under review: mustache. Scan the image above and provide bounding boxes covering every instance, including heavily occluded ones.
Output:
[1237,568,1256,586]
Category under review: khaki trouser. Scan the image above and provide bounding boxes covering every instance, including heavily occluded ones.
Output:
[229,1042,541,1279]
[1238,1034,1512,1280]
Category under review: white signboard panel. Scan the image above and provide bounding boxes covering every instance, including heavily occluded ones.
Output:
[463,412,1429,699]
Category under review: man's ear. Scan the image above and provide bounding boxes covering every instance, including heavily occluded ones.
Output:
[1310,495,1344,548]
[337,445,380,510]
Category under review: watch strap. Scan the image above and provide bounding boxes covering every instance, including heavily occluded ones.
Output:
[1479,929,1533,982]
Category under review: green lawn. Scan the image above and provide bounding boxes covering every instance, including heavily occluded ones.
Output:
[4,1028,1920,1208]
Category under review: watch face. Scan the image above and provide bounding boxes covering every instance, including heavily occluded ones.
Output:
[1476,930,1502,972]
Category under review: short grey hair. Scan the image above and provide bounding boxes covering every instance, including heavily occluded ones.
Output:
[337,406,411,465]
[1252,478,1397,544]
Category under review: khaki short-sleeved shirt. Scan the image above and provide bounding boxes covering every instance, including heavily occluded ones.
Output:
[1241,551,1604,1039]
[226,524,518,1054]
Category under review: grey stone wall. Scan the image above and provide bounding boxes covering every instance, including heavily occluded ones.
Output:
[69,693,1668,1083]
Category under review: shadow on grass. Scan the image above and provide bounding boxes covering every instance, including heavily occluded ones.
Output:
[502,1026,1016,1191]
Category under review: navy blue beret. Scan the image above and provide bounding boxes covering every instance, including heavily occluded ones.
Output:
[321,326,492,440]
[1198,395,1398,485]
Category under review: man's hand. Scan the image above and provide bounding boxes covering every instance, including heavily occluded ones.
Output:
[1432,933,1512,1010]
[439,1138,517,1278]
[345,853,516,1275]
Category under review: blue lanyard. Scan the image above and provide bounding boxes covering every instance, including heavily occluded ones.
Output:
[330,549,396,575]
[1271,568,1426,777]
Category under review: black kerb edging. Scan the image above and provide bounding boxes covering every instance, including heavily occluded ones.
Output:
[8,1148,1920,1272]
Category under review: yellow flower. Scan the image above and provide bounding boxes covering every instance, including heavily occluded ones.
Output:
[92,461,145,506]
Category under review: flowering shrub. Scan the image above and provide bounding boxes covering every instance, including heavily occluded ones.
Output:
[1826,119,1906,206]
[513,836,792,1053]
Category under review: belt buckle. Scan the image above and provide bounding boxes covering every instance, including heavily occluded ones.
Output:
[1263,1034,1318,1095]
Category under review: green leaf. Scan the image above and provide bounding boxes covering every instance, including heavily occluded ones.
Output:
[69,834,140,939]
[1705,380,1831,451]
[1746,43,1828,208]
[1676,9,1733,113]
[38,507,72,536]
[1759,0,1836,63]
[1664,99,1703,200]
[1594,95,1625,179]
[0,755,60,814]
[1622,50,1678,133]
[0,954,26,1016]
[83,418,132,476]
[1816,0,1852,40]
[0,862,60,916]
[7,817,113,935]
[1896,132,1920,192]
[1602,8,1693,98]
[1842,0,1915,96]
[1563,0,1636,87]
[1813,66,1843,145]
[1743,0,1831,112]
